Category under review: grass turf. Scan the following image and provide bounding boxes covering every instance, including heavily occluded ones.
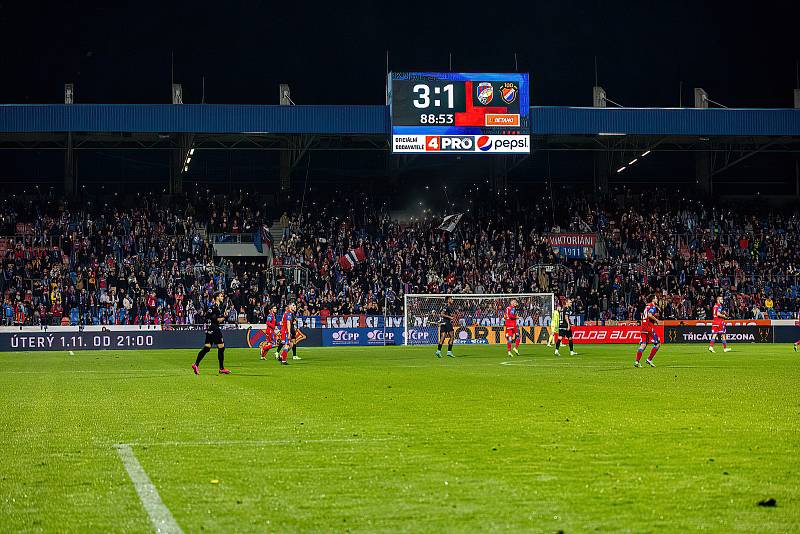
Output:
[1,344,799,533]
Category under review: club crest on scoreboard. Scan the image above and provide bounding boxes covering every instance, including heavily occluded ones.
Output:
[476,82,493,105]
[500,83,518,104]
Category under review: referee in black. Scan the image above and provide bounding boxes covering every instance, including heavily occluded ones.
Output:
[192,292,231,374]
[554,298,578,357]
[435,296,456,358]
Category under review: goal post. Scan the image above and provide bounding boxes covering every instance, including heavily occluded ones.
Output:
[403,293,555,346]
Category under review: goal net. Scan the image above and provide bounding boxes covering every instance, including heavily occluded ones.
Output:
[403,293,555,346]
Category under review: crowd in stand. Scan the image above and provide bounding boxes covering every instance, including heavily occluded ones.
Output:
[0,190,269,327]
[2,184,800,327]
[271,187,800,322]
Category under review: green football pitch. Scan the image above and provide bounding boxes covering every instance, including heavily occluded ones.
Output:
[1,344,799,533]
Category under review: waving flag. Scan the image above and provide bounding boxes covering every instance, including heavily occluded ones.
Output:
[338,247,366,270]
[253,224,272,254]
[438,213,463,233]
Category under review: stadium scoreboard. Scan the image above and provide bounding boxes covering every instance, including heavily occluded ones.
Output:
[388,72,530,154]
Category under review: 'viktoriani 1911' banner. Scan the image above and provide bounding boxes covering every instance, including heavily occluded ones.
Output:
[547,234,596,259]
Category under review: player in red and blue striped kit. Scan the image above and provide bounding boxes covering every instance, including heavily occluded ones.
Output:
[278,303,297,365]
[635,296,660,368]
[708,296,731,353]
[260,305,278,360]
[504,299,521,357]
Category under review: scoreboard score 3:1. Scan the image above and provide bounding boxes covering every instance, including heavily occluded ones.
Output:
[388,72,530,154]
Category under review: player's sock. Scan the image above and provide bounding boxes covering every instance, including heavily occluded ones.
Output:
[636,348,644,362]
[506,341,512,352]
[195,346,210,366]
[217,347,225,369]
[555,339,561,350]
[722,340,727,349]
[514,338,521,349]
[292,345,297,357]
[447,342,453,357]
[568,339,574,352]
[437,343,443,352]
[648,346,659,360]
[709,340,715,347]
[280,348,288,362]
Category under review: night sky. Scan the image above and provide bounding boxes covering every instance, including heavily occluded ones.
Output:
[1,1,798,108]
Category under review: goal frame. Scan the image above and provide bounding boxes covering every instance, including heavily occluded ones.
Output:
[403,292,556,346]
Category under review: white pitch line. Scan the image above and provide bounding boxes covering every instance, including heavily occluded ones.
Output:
[4,369,186,374]
[114,443,183,534]
[499,359,536,366]
[126,436,394,447]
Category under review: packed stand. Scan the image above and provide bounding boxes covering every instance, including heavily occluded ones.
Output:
[0,190,270,327]
[2,185,800,327]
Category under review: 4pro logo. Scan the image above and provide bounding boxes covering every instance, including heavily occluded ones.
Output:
[425,136,474,152]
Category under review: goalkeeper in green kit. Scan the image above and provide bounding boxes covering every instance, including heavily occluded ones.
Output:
[547,303,560,347]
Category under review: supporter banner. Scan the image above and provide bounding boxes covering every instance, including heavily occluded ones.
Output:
[547,233,596,259]
[297,316,404,329]
[664,326,773,344]
[15,223,34,235]
[570,325,663,344]
[322,327,404,347]
[409,316,552,328]
[773,325,800,344]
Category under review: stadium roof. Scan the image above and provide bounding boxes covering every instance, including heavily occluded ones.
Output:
[1,104,798,136]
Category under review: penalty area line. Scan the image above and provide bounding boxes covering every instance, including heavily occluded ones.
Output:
[114,443,183,534]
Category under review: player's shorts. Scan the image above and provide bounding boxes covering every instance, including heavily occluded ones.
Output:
[558,326,572,338]
[640,329,660,345]
[204,330,224,346]
[280,331,292,345]
[440,322,454,334]
[505,325,518,338]
[711,321,726,334]
[264,329,275,343]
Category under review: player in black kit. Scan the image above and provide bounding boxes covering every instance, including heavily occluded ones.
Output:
[435,296,456,358]
[554,297,578,357]
[192,292,231,375]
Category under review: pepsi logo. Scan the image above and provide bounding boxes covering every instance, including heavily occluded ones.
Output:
[477,136,492,151]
